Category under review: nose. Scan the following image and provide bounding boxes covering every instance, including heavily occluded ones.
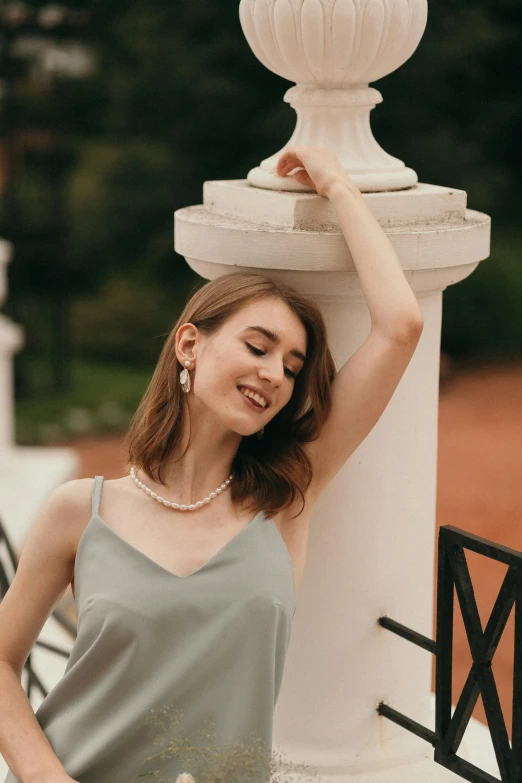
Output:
[257,356,284,387]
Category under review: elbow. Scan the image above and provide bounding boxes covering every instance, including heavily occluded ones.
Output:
[392,314,424,346]
[373,310,424,346]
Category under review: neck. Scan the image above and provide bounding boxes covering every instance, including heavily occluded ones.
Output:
[141,417,243,507]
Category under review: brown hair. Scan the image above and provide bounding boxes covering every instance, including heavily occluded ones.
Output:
[123,272,336,520]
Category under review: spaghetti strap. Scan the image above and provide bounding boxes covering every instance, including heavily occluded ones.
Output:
[91,475,104,517]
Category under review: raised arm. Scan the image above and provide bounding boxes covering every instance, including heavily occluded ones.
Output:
[274,146,424,504]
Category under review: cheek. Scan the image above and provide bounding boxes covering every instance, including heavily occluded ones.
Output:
[193,367,237,408]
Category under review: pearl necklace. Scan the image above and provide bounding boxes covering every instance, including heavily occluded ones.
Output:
[130,465,234,511]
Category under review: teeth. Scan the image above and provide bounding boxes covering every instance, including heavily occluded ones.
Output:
[238,386,268,408]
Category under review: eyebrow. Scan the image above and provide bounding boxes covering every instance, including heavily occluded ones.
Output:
[242,326,307,364]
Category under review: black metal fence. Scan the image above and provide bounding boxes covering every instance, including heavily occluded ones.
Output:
[0,514,77,701]
[378,524,522,783]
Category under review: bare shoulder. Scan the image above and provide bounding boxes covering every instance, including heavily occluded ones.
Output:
[52,476,94,501]
[47,477,97,547]
[51,476,95,515]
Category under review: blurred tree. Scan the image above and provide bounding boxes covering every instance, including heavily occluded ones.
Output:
[372,0,522,221]
[0,1,96,394]
[1,0,521,378]
[76,0,522,356]
[66,0,296,287]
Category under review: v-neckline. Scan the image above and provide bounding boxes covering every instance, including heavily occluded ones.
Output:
[85,510,265,580]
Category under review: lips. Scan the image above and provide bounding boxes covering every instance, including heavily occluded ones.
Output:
[237,384,272,408]
[238,387,265,413]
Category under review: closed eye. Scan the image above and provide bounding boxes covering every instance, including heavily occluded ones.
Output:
[245,343,297,379]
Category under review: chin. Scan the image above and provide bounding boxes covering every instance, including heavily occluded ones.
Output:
[233,424,260,437]
[224,416,263,437]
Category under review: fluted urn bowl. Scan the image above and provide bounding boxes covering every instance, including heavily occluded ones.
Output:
[239,0,428,191]
[240,0,427,87]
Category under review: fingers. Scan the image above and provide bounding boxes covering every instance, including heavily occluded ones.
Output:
[277,155,303,176]
[276,156,295,173]
[272,161,301,177]
[281,163,303,176]
[292,169,315,188]
[272,144,319,178]
[276,146,303,171]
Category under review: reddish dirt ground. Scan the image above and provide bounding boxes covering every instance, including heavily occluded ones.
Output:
[66,356,522,740]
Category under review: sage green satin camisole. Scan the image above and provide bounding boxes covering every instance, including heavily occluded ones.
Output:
[4,475,296,783]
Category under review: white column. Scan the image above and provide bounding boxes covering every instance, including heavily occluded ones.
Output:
[0,237,79,553]
[0,240,24,450]
[174,0,498,779]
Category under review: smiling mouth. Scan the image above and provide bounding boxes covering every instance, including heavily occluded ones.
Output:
[237,387,266,411]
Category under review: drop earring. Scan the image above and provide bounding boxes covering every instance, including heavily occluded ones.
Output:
[180,360,192,393]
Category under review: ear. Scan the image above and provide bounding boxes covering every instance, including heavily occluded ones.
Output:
[175,323,199,365]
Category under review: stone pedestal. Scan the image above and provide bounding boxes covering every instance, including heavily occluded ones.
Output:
[173,0,496,777]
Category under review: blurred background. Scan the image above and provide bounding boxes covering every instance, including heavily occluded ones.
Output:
[0,0,521,735]
[1,0,521,447]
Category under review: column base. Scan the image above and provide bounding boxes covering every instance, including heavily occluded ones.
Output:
[274,693,500,782]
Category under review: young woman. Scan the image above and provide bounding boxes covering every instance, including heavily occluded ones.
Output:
[0,146,423,783]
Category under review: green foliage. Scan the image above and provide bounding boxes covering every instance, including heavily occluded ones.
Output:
[70,274,183,363]
[441,225,522,357]
[68,138,187,287]
[14,355,154,445]
[372,0,522,220]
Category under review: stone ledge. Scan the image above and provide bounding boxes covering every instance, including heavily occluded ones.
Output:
[201,180,468,230]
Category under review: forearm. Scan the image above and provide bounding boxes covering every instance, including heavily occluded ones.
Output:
[0,662,67,783]
[327,179,423,337]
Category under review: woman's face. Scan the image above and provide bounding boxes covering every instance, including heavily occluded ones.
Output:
[176,297,308,436]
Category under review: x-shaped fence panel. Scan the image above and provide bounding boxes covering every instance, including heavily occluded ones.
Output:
[378,525,522,783]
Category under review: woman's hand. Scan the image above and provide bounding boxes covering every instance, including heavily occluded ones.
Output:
[271,145,355,198]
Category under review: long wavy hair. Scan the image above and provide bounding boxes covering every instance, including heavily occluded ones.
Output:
[123,272,336,520]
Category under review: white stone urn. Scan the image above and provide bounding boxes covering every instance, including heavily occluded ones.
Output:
[239,0,428,192]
